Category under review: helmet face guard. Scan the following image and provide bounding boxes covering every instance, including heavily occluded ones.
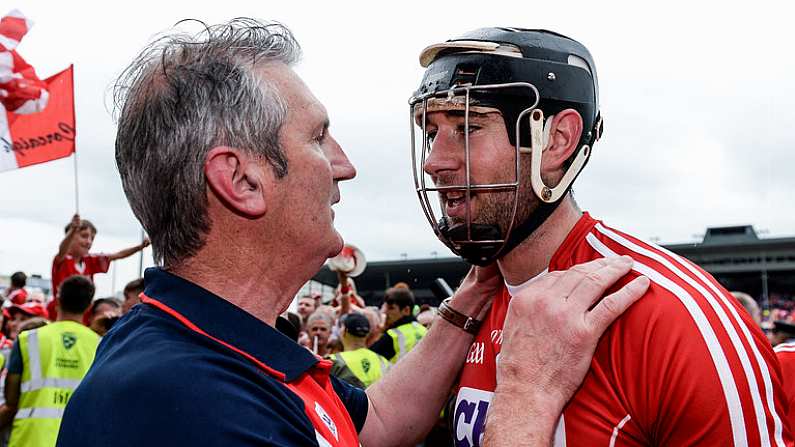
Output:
[409,82,542,265]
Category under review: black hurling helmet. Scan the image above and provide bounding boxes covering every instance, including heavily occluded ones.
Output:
[409,28,603,266]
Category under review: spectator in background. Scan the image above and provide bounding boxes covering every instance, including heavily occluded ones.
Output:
[275,312,302,341]
[87,298,123,337]
[295,294,317,326]
[49,214,150,320]
[121,279,145,314]
[732,291,762,326]
[360,306,383,347]
[5,303,49,341]
[328,313,389,388]
[3,273,27,306]
[0,275,99,446]
[16,318,48,333]
[770,320,795,347]
[416,309,435,329]
[305,311,334,357]
[370,284,427,364]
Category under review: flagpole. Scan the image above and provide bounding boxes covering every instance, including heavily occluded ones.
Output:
[73,151,79,213]
[70,64,79,214]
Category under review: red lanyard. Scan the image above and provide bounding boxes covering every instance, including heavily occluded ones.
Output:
[141,295,361,446]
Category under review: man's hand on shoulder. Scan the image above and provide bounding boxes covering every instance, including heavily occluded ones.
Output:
[484,256,650,446]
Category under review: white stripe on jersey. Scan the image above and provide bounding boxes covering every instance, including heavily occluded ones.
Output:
[595,223,786,447]
[774,343,795,353]
[586,233,749,447]
[609,414,632,447]
[553,415,566,447]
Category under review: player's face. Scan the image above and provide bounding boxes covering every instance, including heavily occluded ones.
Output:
[70,229,94,257]
[266,64,356,262]
[422,110,538,238]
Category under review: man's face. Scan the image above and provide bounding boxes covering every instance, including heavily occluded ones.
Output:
[90,302,120,325]
[70,228,95,258]
[384,301,408,326]
[307,319,331,346]
[7,312,31,340]
[265,63,357,262]
[297,297,316,318]
[421,109,537,240]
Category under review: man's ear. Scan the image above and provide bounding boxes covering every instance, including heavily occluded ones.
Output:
[204,146,272,218]
[541,109,584,173]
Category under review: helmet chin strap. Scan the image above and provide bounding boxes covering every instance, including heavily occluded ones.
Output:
[439,110,587,266]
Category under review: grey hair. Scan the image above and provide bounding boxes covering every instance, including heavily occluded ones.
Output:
[306,311,334,328]
[113,18,301,267]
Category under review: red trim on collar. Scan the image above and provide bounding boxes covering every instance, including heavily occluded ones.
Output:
[141,294,287,381]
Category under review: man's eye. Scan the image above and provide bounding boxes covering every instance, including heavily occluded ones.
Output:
[456,124,481,134]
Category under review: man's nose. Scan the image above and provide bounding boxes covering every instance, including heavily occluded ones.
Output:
[422,130,462,178]
[328,136,356,181]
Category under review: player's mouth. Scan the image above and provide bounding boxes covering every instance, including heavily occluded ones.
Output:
[442,191,474,219]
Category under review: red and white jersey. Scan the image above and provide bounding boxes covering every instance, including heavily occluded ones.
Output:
[454,213,791,446]
[775,343,795,436]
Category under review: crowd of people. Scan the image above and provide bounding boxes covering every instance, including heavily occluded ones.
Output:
[2,17,794,447]
[0,214,146,447]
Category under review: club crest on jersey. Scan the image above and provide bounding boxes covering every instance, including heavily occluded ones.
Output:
[314,402,338,440]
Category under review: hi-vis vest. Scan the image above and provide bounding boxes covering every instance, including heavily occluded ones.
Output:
[329,348,389,388]
[10,321,99,447]
[386,321,427,364]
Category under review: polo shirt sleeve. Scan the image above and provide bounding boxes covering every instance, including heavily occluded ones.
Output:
[330,375,368,432]
[368,333,396,360]
[6,340,22,375]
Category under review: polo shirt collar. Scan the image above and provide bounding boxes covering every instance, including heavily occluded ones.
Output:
[142,267,318,382]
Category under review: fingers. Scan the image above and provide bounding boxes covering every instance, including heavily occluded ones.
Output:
[586,276,650,335]
[565,256,634,310]
[542,257,617,297]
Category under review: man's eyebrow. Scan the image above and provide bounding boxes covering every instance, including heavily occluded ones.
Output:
[446,110,493,119]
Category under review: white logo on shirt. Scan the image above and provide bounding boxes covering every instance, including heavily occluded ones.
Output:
[490,330,503,345]
[314,402,338,440]
[466,342,485,365]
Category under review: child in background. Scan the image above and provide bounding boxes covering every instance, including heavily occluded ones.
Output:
[49,214,149,320]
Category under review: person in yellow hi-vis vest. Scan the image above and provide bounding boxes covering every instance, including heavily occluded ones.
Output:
[370,284,427,364]
[0,275,99,447]
[328,313,389,388]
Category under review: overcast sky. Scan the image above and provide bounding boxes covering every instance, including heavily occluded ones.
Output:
[1,0,794,297]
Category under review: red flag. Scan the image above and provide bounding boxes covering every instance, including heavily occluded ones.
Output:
[0,65,75,172]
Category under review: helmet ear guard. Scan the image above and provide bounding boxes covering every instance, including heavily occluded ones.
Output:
[520,109,594,203]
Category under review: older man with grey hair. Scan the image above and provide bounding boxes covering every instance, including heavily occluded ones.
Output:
[56,19,647,447]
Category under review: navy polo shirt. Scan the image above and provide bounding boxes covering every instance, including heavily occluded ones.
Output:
[56,268,368,446]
